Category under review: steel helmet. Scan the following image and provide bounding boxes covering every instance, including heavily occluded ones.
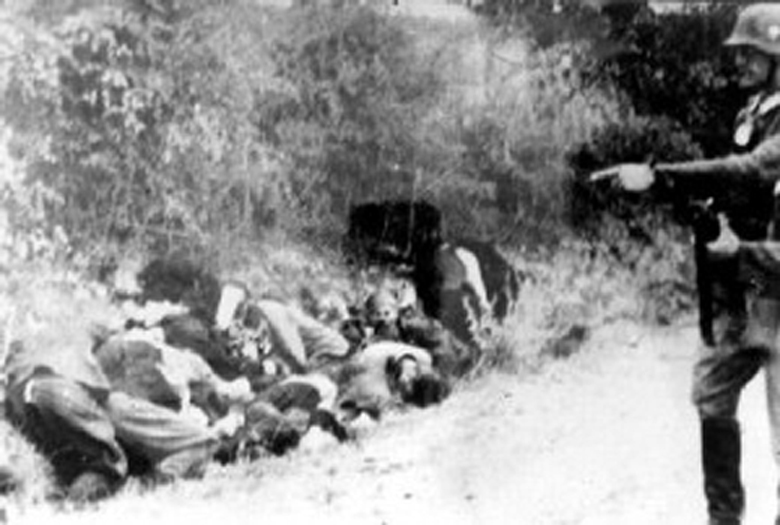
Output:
[725,3,780,55]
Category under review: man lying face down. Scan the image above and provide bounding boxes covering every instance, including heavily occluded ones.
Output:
[3,315,242,503]
[213,281,450,426]
[214,282,352,376]
[336,341,451,422]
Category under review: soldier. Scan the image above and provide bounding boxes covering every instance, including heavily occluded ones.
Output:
[596,5,780,524]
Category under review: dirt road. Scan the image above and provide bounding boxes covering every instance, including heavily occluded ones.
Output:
[10,320,780,525]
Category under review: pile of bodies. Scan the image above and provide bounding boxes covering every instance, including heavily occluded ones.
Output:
[0,255,496,503]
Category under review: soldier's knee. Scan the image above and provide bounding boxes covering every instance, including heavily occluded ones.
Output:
[695,399,738,420]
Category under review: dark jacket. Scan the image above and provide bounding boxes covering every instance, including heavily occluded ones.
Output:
[655,91,780,241]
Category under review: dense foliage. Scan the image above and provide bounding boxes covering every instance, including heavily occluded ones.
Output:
[482,0,743,156]
[1,1,502,265]
[255,7,444,216]
[2,0,285,261]
[0,0,744,325]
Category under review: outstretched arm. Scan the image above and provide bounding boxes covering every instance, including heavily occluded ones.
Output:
[591,134,780,197]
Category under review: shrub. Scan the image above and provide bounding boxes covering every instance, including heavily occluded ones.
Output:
[567,113,703,234]
[583,3,742,156]
[253,5,445,229]
[481,0,743,157]
[423,40,622,245]
[566,114,703,323]
[1,0,290,262]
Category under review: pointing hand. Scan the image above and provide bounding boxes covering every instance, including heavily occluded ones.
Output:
[590,163,655,192]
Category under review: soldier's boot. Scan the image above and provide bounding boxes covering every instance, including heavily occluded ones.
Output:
[702,417,744,525]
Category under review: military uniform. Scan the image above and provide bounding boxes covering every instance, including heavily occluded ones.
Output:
[654,87,780,525]
[603,8,780,519]
[647,85,780,523]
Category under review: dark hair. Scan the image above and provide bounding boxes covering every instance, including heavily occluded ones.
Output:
[137,257,221,322]
[385,353,418,382]
[402,372,450,408]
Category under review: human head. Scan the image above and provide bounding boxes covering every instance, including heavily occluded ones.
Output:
[225,302,272,365]
[403,371,450,408]
[386,353,449,407]
[724,3,780,90]
[365,289,400,328]
[392,353,421,398]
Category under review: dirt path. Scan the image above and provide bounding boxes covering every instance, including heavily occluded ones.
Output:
[10,321,780,525]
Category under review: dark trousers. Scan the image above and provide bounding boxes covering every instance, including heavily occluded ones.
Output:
[692,297,780,523]
[6,369,218,488]
[5,370,128,487]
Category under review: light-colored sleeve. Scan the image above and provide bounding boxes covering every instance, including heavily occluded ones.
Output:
[655,134,780,189]
[255,300,308,373]
[360,341,433,371]
[292,306,350,361]
[158,344,252,404]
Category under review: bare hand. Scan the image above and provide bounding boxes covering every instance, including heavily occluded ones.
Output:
[707,214,740,257]
[590,163,655,192]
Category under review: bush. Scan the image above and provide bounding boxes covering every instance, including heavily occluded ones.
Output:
[566,114,703,323]
[583,3,742,156]
[253,5,446,229]
[567,113,703,233]
[0,1,699,328]
[424,40,621,245]
[1,0,290,262]
[481,0,743,157]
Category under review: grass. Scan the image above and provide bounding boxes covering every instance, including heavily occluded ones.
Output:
[0,4,698,518]
[0,229,674,516]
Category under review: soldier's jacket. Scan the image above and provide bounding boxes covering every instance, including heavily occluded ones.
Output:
[653,91,780,307]
[739,242,780,299]
[656,91,780,241]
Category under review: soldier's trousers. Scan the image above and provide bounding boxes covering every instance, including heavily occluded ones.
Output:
[692,297,780,522]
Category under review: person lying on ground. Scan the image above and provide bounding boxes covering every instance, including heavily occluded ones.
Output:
[215,282,352,375]
[362,288,479,381]
[97,316,351,463]
[3,317,246,503]
[220,372,351,461]
[92,327,255,429]
[336,340,450,421]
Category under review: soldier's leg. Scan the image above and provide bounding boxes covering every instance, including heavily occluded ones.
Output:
[748,297,780,523]
[694,334,767,525]
[5,370,128,498]
[105,392,218,481]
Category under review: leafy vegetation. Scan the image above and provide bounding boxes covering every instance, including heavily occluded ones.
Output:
[0,0,744,354]
[0,0,742,507]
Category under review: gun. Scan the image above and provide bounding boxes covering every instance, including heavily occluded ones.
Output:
[589,164,721,344]
[588,165,624,183]
[689,199,719,347]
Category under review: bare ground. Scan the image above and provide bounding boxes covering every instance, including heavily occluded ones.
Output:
[6,320,780,525]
